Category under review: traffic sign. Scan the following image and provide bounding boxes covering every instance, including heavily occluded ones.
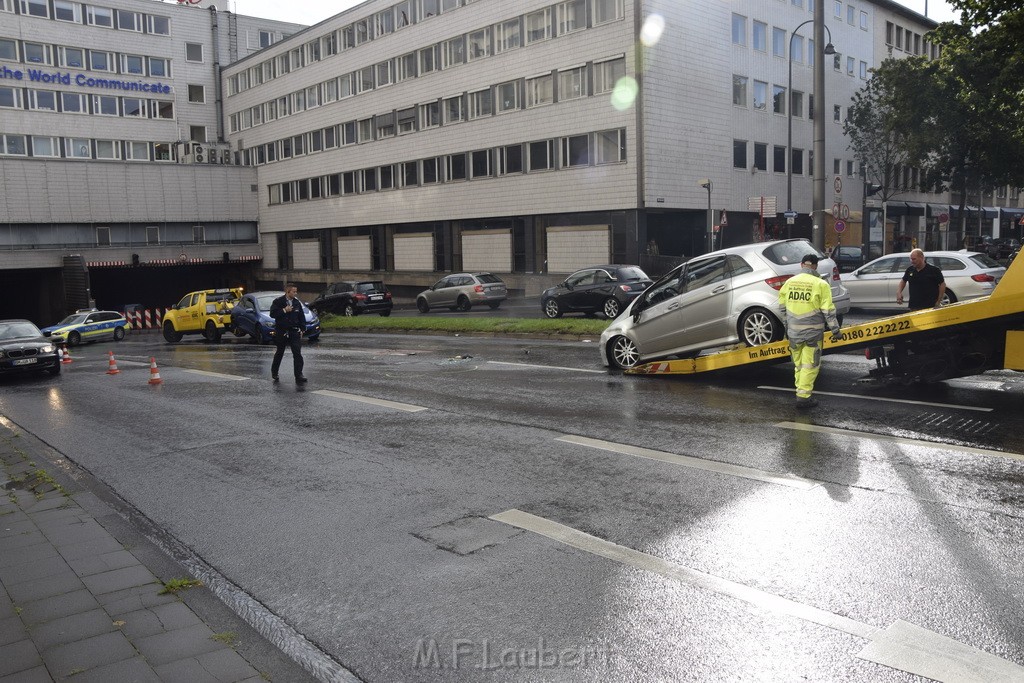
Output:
[938,212,949,223]
[784,210,798,219]
[834,176,843,194]
[840,204,851,220]
[832,203,842,218]
[835,220,846,233]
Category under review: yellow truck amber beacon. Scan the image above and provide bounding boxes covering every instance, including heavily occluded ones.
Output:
[162,288,243,343]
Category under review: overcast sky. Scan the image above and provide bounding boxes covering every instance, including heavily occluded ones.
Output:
[223,0,959,28]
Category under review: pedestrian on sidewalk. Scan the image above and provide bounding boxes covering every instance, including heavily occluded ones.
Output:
[270,283,307,383]
[778,254,844,409]
[896,248,946,310]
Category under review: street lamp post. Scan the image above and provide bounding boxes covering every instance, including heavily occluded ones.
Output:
[699,179,713,252]
[787,20,835,239]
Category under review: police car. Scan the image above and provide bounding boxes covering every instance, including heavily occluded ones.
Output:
[40,309,130,346]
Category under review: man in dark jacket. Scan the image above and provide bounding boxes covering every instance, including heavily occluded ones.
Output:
[270,283,307,383]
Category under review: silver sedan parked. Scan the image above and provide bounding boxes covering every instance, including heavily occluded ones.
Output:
[416,272,507,313]
[841,250,1005,309]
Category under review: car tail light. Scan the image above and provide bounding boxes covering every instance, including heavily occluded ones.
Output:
[765,275,793,290]
[971,273,995,282]
[832,266,841,281]
[474,285,485,293]
[354,293,368,301]
[618,284,635,292]
[384,292,392,300]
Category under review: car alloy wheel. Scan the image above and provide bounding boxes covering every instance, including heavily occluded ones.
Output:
[602,297,621,319]
[67,331,81,346]
[162,322,182,343]
[343,304,356,316]
[543,299,562,318]
[456,295,472,312]
[113,327,125,341]
[417,298,430,313]
[739,308,778,346]
[608,335,639,369]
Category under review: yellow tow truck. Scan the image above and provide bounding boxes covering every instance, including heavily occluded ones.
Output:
[626,251,1024,383]
[162,288,243,344]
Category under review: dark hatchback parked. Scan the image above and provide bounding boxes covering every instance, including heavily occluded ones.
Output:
[0,319,61,377]
[541,265,653,319]
[310,281,393,316]
[829,245,865,273]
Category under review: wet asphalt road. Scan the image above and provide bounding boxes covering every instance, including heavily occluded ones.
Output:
[2,329,1023,682]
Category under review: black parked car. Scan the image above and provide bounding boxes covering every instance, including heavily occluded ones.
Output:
[310,281,393,316]
[541,265,652,319]
[0,319,61,377]
[829,245,865,273]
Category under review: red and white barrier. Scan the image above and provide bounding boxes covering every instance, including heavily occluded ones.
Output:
[127,308,171,331]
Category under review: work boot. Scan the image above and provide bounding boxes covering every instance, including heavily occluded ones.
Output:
[795,396,818,409]
[271,373,279,381]
[295,375,308,384]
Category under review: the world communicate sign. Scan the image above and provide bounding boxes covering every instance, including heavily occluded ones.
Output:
[1,64,172,94]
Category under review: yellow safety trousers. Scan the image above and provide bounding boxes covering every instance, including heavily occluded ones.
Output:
[790,340,821,399]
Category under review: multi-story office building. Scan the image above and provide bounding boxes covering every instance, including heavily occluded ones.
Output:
[0,0,303,320]
[223,0,976,298]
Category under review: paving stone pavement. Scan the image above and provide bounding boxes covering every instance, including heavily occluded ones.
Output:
[0,423,319,683]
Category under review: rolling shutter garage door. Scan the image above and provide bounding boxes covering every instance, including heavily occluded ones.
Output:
[394,232,434,271]
[338,236,372,270]
[462,229,512,272]
[261,233,278,270]
[546,225,610,273]
[292,239,320,270]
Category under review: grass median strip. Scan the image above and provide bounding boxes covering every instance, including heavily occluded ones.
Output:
[318,314,609,337]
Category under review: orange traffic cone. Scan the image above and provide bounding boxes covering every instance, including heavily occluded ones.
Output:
[60,346,72,364]
[106,351,120,375]
[147,357,162,385]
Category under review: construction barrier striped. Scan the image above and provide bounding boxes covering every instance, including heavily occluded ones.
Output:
[127,309,171,331]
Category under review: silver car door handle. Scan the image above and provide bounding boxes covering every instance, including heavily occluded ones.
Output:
[711,285,727,294]
[667,303,680,311]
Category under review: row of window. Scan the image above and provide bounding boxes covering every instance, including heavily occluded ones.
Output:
[266,128,627,205]
[227,0,623,98]
[234,56,626,166]
[0,86,174,118]
[732,140,809,175]
[732,76,813,116]
[0,37,179,78]
[0,133,173,161]
[2,0,170,34]
[730,14,869,79]
[885,21,940,59]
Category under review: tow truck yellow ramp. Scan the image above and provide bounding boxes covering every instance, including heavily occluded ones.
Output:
[627,251,1024,380]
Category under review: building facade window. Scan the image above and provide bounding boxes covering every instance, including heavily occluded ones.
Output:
[526,74,553,106]
[733,139,747,168]
[732,14,746,46]
[732,75,747,107]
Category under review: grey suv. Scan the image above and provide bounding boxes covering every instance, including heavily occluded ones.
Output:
[600,239,850,369]
[416,273,507,312]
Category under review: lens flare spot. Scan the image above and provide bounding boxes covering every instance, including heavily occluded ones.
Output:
[610,77,639,111]
[640,14,665,46]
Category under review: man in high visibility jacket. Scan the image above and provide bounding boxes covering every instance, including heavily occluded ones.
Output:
[778,254,844,409]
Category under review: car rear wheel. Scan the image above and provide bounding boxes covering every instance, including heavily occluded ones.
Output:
[113,327,125,342]
[231,326,247,337]
[417,298,430,313]
[942,290,957,305]
[456,295,472,312]
[602,297,622,319]
[343,303,356,316]
[204,321,222,343]
[543,298,562,318]
[487,302,501,309]
[607,335,640,370]
[162,322,182,343]
[738,308,781,347]
[67,331,81,346]
[379,310,392,317]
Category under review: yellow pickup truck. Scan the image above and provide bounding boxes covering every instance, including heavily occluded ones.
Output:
[162,288,243,343]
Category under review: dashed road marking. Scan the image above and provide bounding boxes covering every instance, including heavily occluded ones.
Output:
[776,421,1024,462]
[759,385,993,412]
[490,509,1024,682]
[182,369,249,381]
[556,435,820,490]
[313,389,427,412]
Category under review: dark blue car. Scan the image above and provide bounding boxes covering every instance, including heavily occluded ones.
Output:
[230,291,321,344]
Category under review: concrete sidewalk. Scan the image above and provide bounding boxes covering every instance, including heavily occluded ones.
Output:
[0,425,318,683]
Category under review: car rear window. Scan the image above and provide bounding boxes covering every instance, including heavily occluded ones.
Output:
[969,254,1001,269]
[762,240,824,266]
[355,281,386,293]
[615,266,650,281]
[476,273,503,284]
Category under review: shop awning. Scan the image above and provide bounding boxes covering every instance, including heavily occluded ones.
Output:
[927,203,950,216]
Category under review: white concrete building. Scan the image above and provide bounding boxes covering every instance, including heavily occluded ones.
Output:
[0,0,303,319]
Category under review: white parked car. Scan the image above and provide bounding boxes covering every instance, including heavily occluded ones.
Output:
[600,239,850,369]
[841,250,1005,310]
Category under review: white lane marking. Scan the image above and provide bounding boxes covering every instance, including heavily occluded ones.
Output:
[487,361,605,374]
[313,389,427,412]
[759,385,993,412]
[556,435,820,490]
[858,620,1024,682]
[491,509,873,638]
[182,369,249,381]
[776,422,1024,462]
[490,509,1024,682]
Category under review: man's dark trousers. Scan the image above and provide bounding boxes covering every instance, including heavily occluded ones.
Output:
[271,328,303,378]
